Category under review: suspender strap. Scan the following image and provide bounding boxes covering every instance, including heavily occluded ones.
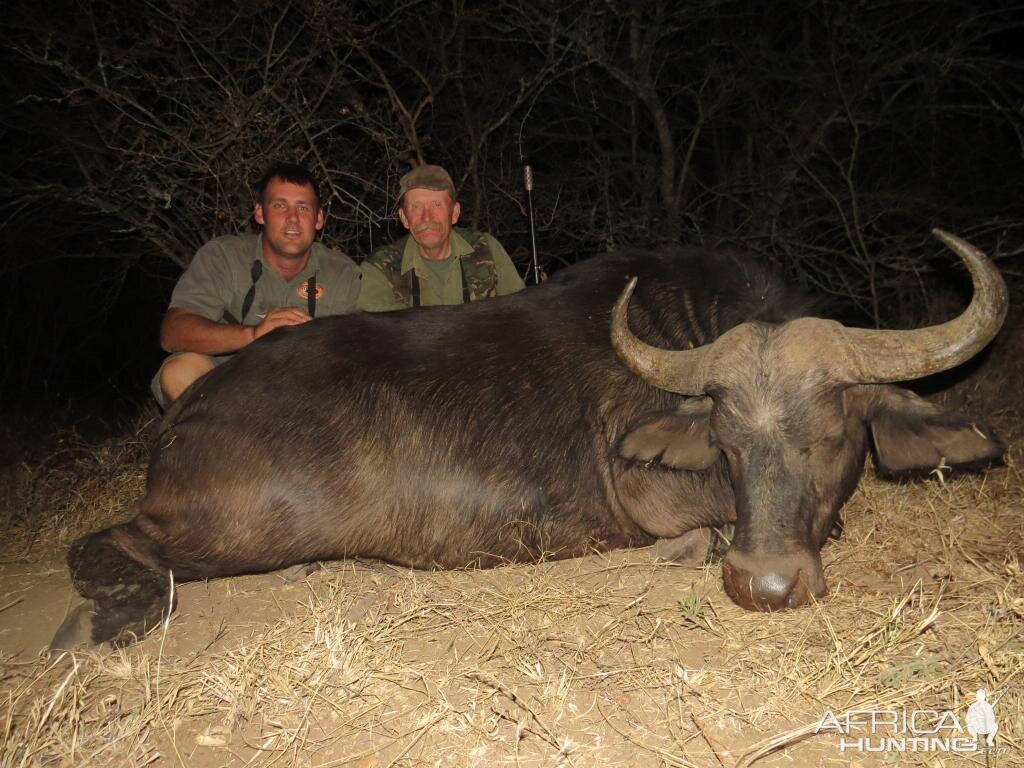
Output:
[410,272,421,308]
[240,260,262,322]
[460,260,470,303]
[224,260,263,324]
[307,272,317,317]
[408,261,468,308]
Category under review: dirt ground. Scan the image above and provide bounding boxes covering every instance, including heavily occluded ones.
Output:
[2,330,1022,767]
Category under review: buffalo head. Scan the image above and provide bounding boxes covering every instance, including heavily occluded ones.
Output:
[611,230,1008,611]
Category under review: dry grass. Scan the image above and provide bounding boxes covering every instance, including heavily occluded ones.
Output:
[1,328,1022,767]
[0,411,156,564]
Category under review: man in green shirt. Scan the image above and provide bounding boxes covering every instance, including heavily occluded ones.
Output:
[358,165,525,311]
[152,162,361,406]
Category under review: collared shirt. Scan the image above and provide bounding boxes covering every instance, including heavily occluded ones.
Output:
[171,233,361,324]
[358,229,525,311]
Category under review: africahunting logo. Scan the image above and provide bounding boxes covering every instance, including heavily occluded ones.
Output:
[815,688,1009,755]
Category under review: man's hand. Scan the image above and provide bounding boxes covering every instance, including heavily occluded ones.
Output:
[253,307,312,339]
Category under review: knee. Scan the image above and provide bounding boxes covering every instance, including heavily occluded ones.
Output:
[160,353,215,404]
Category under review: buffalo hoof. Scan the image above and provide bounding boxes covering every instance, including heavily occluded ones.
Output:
[67,530,173,647]
[653,525,733,565]
[279,562,322,583]
[50,601,100,652]
[721,549,826,611]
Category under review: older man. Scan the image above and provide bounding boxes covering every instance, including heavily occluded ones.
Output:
[152,162,361,406]
[358,165,524,311]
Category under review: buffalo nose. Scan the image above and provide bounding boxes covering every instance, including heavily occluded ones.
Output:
[721,549,827,611]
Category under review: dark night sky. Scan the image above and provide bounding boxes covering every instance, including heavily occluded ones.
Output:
[1,0,1021,412]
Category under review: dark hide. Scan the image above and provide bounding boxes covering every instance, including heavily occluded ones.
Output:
[55,246,1007,646]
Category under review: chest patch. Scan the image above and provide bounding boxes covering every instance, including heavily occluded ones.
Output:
[296,281,324,300]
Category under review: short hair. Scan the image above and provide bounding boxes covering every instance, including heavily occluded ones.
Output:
[257,162,322,208]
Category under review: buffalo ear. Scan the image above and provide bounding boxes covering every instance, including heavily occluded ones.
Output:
[862,386,1006,479]
[615,399,720,471]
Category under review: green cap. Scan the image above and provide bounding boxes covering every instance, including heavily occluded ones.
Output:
[399,165,456,200]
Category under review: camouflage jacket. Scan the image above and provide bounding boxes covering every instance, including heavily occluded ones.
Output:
[359,228,524,311]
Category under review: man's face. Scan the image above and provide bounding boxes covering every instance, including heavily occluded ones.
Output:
[254,178,325,260]
[398,187,461,257]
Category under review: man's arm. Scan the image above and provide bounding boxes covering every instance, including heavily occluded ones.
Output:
[487,236,527,295]
[358,261,407,312]
[160,306,311,354]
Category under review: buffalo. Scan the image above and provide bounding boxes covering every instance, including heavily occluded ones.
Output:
[54,230,1008,648]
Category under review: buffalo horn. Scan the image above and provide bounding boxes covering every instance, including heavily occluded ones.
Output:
[610,276,711,395]
[836,229,1008,383]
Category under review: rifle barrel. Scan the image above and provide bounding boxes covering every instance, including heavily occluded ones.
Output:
[523,164,540,285]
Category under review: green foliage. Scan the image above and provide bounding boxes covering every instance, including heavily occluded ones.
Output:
[678,592,709,630]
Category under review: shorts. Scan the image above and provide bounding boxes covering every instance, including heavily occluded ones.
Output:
[150,352,234,408]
